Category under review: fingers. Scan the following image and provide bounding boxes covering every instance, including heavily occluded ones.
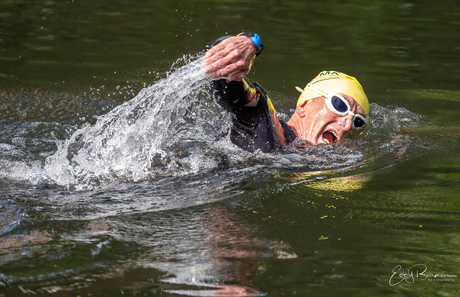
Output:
[205,36,245,60]
[205,52,247,78]
[203,39,236,70]
[210,63,248,81]
[204,55,245,79]
[204,41,229,60]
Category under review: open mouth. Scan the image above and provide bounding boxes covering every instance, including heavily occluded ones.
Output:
[322,131,338,143]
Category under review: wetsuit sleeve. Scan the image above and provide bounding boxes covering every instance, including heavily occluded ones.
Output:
[209,78,259,113]
[209,77,281,152]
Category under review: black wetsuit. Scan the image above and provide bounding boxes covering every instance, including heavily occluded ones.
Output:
[206,35,296,153]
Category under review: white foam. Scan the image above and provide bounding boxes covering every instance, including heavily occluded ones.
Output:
[41,56,231,189]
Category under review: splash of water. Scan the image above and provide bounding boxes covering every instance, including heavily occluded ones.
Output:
[40,56,232,189]
[367,103,424,136]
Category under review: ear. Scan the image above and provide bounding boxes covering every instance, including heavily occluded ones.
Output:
[295,100,308,118]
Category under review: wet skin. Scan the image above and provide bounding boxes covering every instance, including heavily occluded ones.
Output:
[287,94,366,145]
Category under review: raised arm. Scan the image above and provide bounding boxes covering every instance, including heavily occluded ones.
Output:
[201,34,291,151]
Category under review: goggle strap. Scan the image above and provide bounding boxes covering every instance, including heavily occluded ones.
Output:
[295,86,305,93]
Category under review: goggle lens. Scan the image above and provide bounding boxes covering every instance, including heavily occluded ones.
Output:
[353,116,366,129]
[331,96,349,113]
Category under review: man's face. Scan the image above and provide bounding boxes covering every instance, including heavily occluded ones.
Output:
[297,94,366,145]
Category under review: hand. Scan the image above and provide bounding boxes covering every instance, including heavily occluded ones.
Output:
[203,36,257,81]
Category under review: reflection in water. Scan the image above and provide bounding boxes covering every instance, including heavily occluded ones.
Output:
[150,207,269,296]
[1,202,286,296]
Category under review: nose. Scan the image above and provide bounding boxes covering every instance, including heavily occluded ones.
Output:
[341,114,354,131]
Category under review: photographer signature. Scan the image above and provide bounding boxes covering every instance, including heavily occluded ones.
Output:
[389,264,457,286]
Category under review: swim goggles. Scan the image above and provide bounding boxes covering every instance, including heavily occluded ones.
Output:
[297,83,367,130]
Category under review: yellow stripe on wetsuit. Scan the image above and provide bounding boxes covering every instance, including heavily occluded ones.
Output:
[242,77,277,114]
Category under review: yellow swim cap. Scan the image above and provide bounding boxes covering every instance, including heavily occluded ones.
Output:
[296,71,369,114]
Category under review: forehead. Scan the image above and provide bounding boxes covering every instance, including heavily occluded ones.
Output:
[340,93,366,116]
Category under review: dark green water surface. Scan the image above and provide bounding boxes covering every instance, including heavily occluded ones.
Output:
[1,0,460,296]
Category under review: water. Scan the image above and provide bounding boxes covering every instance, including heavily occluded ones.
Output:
[1,0,460,296]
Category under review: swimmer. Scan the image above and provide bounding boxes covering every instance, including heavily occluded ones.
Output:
[202,33,369,153]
